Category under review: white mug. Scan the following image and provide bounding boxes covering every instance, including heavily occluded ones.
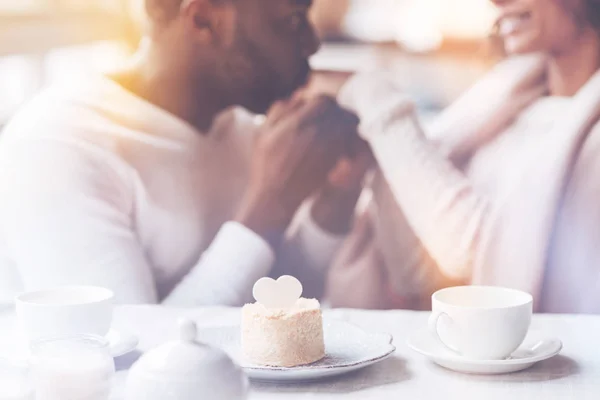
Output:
[428,286,532,360]
[15,286,114,342]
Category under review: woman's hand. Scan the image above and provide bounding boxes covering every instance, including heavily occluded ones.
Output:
[337,72,415,139]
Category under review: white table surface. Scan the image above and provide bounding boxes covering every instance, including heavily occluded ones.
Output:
[1,306,599,400]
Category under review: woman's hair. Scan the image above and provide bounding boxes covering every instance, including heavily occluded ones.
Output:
[556,0,600,32]
[582,0,600,32]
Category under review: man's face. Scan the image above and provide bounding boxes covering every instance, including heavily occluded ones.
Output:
[217,0,321,113]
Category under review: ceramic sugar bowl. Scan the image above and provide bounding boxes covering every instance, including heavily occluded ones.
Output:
[124,319,248,400]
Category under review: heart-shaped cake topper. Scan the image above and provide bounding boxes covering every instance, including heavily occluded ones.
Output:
[253,275,303,309]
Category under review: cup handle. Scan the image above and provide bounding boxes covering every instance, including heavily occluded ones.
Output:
[428,311,461,355]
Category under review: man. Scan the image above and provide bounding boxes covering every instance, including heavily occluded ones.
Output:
[0,0,369,304]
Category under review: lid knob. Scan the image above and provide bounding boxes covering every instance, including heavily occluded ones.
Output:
[178,319,197,343]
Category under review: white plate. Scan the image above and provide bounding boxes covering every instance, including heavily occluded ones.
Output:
[407,329,562,375]
[197,319,396,382]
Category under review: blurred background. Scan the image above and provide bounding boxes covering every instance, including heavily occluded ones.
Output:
[0,0,500,127]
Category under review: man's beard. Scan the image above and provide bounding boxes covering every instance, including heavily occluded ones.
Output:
[219,33,307,114]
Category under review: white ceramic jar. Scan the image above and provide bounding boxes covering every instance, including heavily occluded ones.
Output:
[124,320,248,400]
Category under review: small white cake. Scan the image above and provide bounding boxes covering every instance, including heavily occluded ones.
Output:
[241,298,325,367]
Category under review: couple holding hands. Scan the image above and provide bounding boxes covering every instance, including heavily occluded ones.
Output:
[1,0,599,314]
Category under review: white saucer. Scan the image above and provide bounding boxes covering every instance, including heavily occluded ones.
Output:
[106,329,139,358]
[197,319,396,382]
[407,329,562,375]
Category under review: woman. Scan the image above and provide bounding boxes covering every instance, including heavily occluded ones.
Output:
[327,0,600,313]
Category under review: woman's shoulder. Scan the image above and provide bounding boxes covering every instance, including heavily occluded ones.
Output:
[581,120,600,153]
[566,121,600,195]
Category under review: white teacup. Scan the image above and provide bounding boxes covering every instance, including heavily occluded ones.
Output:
[429,286,532,360]
[15,286,114,342]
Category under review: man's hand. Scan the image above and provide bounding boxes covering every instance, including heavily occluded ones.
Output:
[311,138,373,235]
[235,95,359,245]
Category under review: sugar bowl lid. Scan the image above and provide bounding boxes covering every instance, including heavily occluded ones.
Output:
[125,319,248,400]
[133,319,228,376]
